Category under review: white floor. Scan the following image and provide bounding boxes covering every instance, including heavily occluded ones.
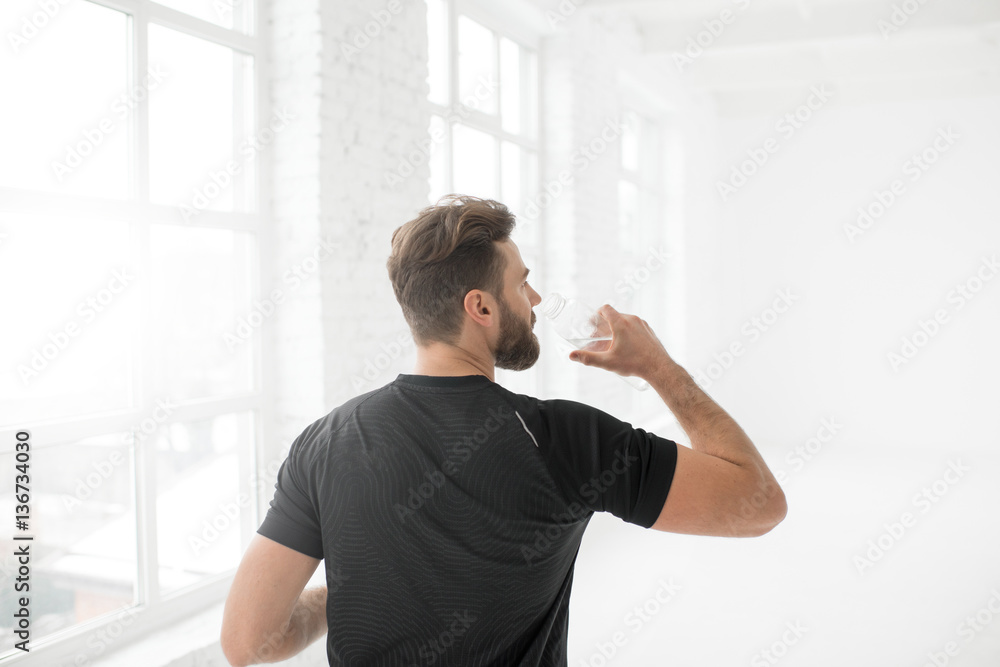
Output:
[568,444,1000,667]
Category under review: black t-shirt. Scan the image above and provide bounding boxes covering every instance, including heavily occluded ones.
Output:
[257,373,678,667]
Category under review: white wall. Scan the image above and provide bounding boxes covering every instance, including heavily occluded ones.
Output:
[686,89,1000,456]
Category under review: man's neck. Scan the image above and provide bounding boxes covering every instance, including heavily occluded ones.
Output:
[412,343,495,382]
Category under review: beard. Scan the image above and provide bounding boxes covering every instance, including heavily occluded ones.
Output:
[493,294,540,371]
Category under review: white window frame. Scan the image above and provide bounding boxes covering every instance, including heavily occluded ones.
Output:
[0,0,271,662]
[617,75,685,426]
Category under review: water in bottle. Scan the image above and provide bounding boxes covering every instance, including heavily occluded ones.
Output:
[538,293,649,391]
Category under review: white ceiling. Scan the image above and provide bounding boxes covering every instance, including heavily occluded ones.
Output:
[521,0,1000,106]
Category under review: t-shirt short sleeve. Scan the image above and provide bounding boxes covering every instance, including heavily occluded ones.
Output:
[534,398,678,529]
[257,423,325,560]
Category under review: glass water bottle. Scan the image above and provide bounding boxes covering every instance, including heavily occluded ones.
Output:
[538,292,649,391]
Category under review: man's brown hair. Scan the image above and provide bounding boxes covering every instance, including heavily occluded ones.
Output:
[387,194,516,346]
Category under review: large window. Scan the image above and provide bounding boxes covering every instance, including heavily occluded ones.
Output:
[0,0,264,661]
[616,108,667,319]
[425,0,541,395]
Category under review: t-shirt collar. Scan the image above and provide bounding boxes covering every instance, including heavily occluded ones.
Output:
[395,373,494,388]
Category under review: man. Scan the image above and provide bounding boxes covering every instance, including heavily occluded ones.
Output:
[221,195,787,666]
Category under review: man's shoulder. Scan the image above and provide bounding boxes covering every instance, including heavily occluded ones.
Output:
[289,384,394,454]
[496,387,600,417]
[489,385,613,432]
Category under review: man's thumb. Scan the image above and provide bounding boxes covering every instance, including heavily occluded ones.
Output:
[569,350,588,365]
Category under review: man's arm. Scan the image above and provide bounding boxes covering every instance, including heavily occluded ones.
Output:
[644,359,786,536]
[569,305,787,537]
[221,534,327,666]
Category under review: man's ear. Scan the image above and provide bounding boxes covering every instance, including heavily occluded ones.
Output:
[463,290,496,328]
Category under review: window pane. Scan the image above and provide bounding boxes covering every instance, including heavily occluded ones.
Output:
[508,149,538,264]
[236,53,257,212]
[426,0,448,106]
[453,124,497,200]
[0,435,137,648]
[499,38,520,134]
[619,180,639,250]
[152,0,253,33]
[428,115,448,203]
[0,216,135,427]
[523,50,538,140]
[156,412,253,593]
[149,225,254,401]
[622,111,640,173]
[501,141,522,215]
[457,16,497,115]
[519,150,539,224]
[0,0,129,198]
[148,24,235,212]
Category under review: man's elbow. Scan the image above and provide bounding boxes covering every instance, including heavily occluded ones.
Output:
[746,487,788,537]
[220,625,257,667]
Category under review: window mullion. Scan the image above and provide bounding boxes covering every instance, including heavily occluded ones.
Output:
[493,31,502,198]
[233,52,248,211]
[132,0,160,608]
[134,3,150,201]
[447,0,458,192]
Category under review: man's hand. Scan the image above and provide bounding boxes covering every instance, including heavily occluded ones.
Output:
[568,304,672,379]
[221,534,326,666]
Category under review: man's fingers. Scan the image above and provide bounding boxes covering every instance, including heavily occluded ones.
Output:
[570,350,597,366]
[597,304,621,324]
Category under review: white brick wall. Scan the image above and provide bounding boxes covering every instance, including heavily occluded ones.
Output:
[315,0,430,413]
[269,0,430,455]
